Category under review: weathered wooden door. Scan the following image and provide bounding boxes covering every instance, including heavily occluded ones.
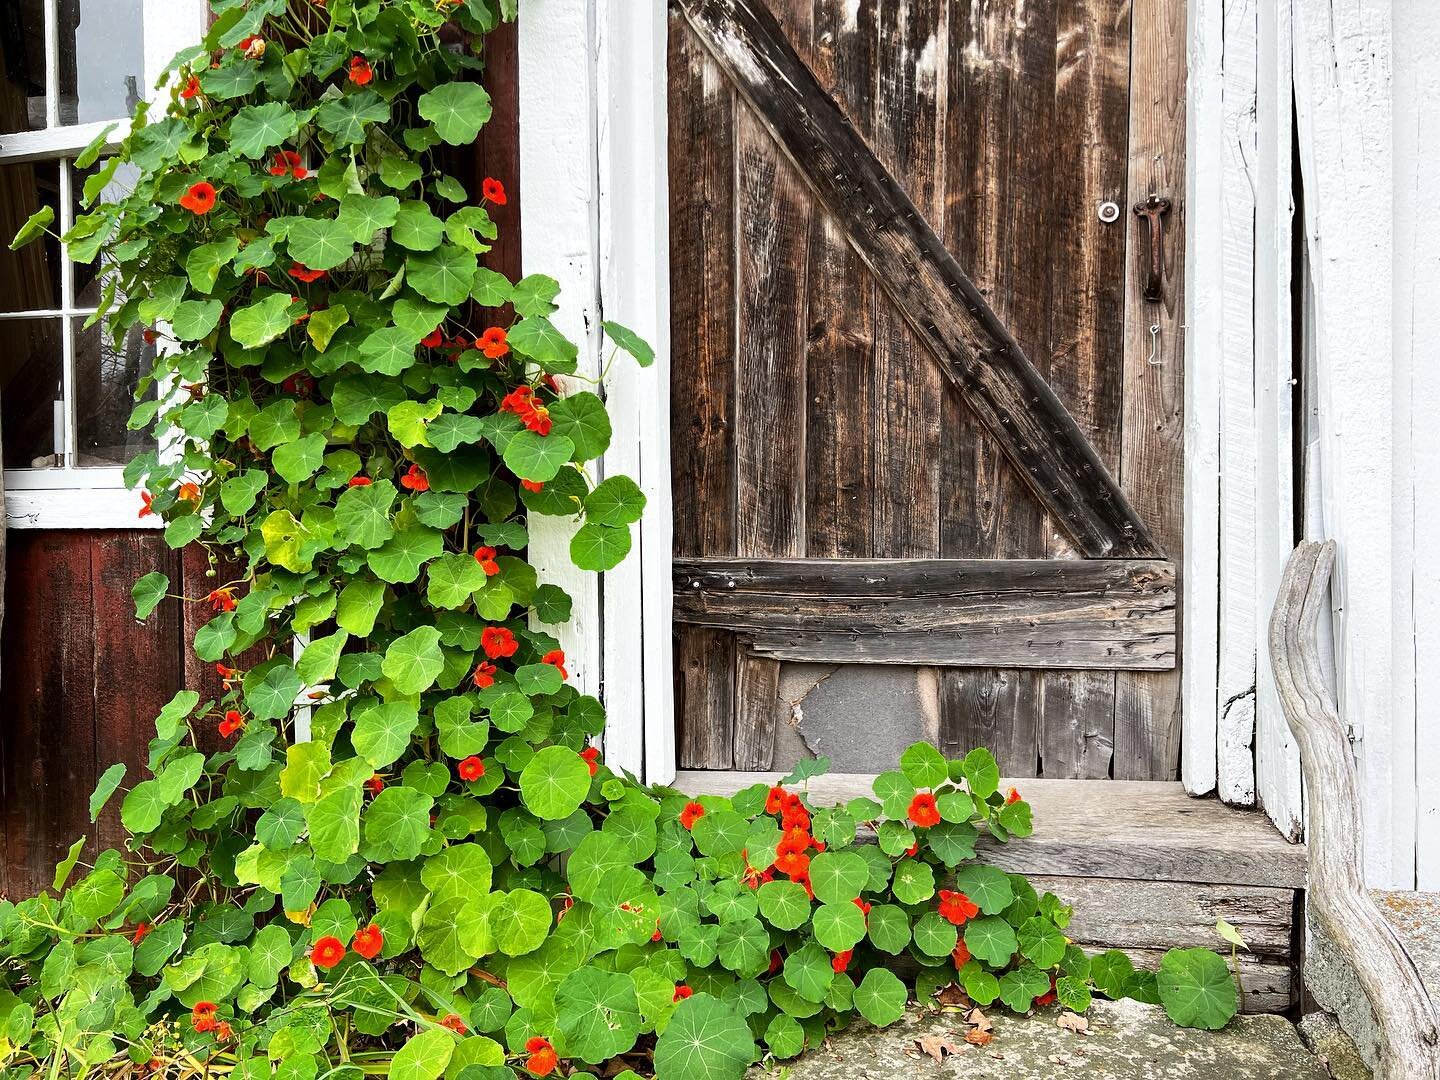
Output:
[669,0,1185,780]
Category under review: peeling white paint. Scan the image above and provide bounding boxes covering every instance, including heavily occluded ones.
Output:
[840,0,860,35]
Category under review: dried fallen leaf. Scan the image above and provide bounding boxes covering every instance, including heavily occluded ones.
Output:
[916,1033,963,1062]
[966,1007,994,1032]
[1057,1011,1089,1035]
[934,982,969,1007]
[965,1028,994,1047]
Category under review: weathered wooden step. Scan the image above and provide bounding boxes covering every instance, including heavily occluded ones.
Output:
[676,773,1307,1013]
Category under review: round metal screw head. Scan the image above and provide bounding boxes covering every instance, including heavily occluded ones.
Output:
[1098,201,1121,223]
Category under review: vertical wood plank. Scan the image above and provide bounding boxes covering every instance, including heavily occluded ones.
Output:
[938,0,1056,775]
[670,16,738,768]
[1251,0,1301,838]
[91,533,183,852]
[734,104,810,558]
[730,56,811,768]
[868,1,943,560]
[1041,0,1132,778]
[1215,0,1258,805]
[803,0,876,561]
[0,533,95,896]
[1116,0,1187,781]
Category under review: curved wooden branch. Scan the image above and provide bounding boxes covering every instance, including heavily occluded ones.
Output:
[1269,541,1440,1079]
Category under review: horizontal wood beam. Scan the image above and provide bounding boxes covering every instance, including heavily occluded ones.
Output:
[674,558,1176,670]
[676,0,1159,558]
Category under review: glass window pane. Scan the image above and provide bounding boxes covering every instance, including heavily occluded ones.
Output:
[74,312,154,466]
[0,317,64,468]
[58,0,146,125]
[73,158,136,306]
[0,0,49,133]
[0,160,62,312]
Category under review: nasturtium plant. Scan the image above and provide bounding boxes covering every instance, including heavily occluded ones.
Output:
[0,1,1240,1075]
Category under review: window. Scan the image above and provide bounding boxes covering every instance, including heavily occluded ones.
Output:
[0,0,204,527]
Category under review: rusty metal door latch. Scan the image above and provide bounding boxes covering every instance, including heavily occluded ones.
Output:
[1133,195,1172,303]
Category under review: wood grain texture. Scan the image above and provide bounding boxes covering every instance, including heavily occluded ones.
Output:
[669,13,739,769]
[1,533,96,897]
[674,557,1176,669]
[936,0,1055,777]
[1115,0,1187,781]
[1270,541,1440,1077]
[802,1,875,561]
[867,1,943,559]
[1042,0,1132,779]
[92,533,183,853]
[0,532,187,897]
[1031,875,1295,1014]
[731,32,811,767]
[675,771,1308,889]
[676,0,1156,560]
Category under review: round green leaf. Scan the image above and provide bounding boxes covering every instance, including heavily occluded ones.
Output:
[390,1028,454,1080]
[418,83,494,145]
[570,522,632,572]
[519,746,591,820]
[811,902,866,953]
[756,880,811,931]
[964,915,1019,967]
[653,993,756,1080]
[555,967,642,1063]
[1157,948,1238,1030]
[808,851,868,906]
[853,968,907,1027]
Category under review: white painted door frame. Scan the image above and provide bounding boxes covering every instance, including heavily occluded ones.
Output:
[518,0,1302,806]
[1183,0,1302,837]
[519,0,675,782]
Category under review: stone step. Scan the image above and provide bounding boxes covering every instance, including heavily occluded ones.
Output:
[749,999,1332,1080]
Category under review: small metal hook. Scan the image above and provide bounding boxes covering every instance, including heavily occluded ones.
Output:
[1147,323,1162,367]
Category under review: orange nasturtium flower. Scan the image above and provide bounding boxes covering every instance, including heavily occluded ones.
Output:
[179,182,217,215]
[473,546,500,575]
[472,661,497,689]
[482,177,507,205]
[478,326,509,358]
[937,889,980,927]
[1006,787,1023,805]
[580,746,600,776]
[457,756,485,782]
[480,626,518,659]
[270,150,307,179]
[207,588,236,612]
[542,649,568,680]
[348,56,374,86]
[218,710,245,738]
[679,801,706,830]
[310,936,346,970]
[400,464,429,492]
[351,924,383,960]
[177,482,202,504]
[180,75,201,99]
[907,792,941,828]
[524,1038,559,1077]
[191,1001,218,1033]
[439,1013,468,1034]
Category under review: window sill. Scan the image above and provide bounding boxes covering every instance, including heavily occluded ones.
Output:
[4,474,158,530]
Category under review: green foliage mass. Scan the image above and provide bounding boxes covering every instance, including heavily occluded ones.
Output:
[0,0,1239,1074]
